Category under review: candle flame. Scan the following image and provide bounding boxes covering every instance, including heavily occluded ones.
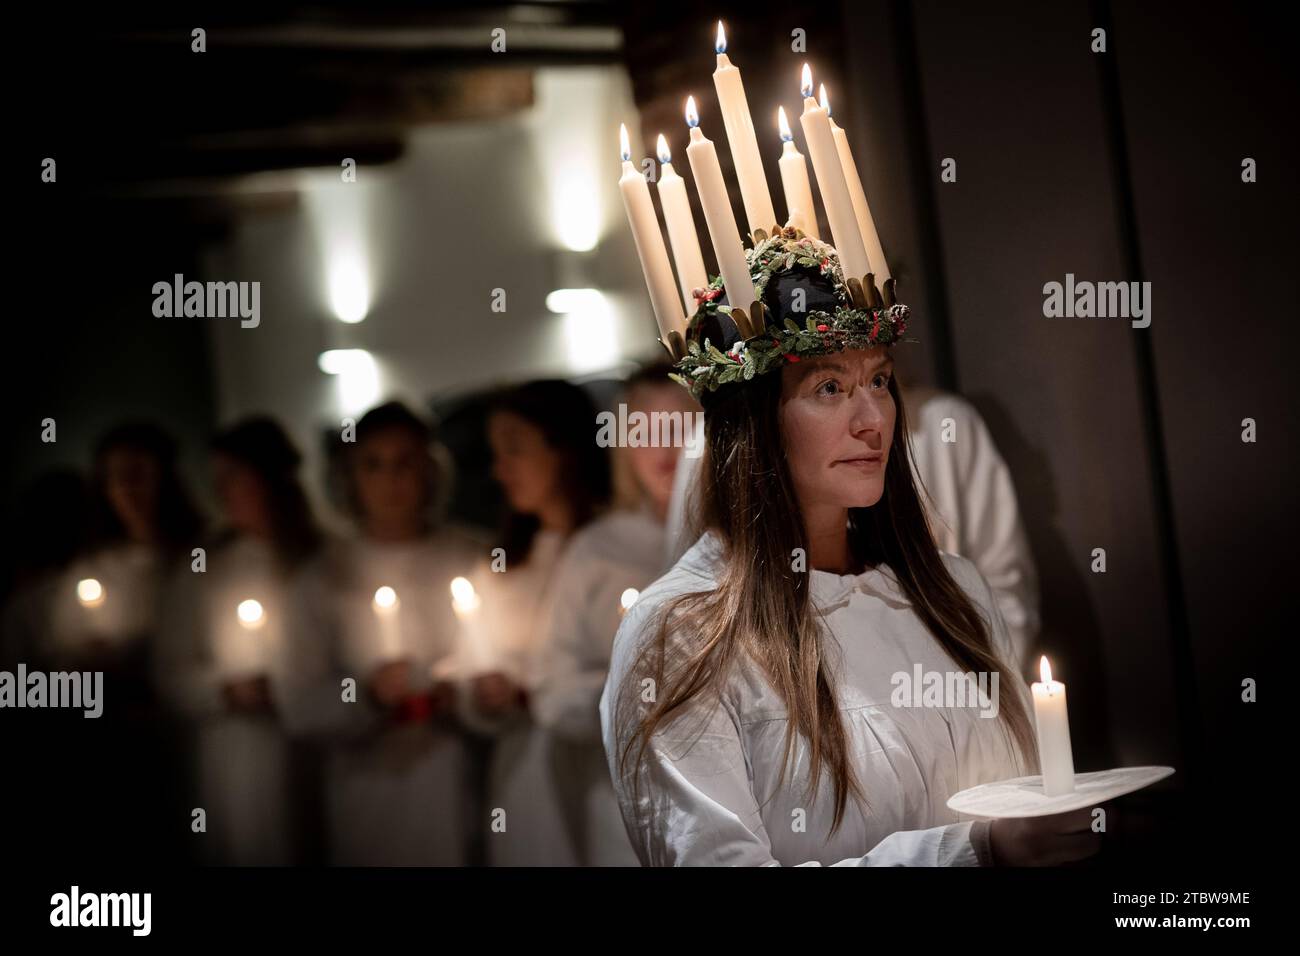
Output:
[76,577,104,607]
[1039,655,1054,684]
[620,587,640,611]
[777,106,793,142]
[819,83,831,116]
[237,598,265,629]
[715,20,726,55]
[685,95,699,128]
[656,133,671,166]
[618,123,631,163]
[373,585,398,611]
[800,63,813,99]
[450,576,477,607]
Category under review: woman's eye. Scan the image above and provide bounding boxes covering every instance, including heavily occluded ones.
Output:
[815,380,841,397]
[872,372,892,389]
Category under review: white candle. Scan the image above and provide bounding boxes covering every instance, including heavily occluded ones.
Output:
[618,124,687,342]
[450,577,492,674]
[823,85,890,283]
[684,96,758,312]
[1031,655,1076,796]
[655,134,710,315]
[776,106,820,239]
[797,64,872,284]
[217,597,269,678]
[372,585,403,661]
[712,21,777,238]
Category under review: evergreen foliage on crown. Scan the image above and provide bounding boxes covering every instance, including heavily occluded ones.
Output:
[668,225,914,400]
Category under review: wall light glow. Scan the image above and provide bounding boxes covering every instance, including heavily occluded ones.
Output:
[318,349,381,415]
[548,288,617,373]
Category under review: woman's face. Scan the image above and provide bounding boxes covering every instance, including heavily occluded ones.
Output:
[488,410,563,517]
[101,447,161,538]
[779,347,896,514]
[212,453,271,536]
[625,382,697,514]
[352,426,429,527]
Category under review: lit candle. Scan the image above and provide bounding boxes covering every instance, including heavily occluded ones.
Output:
[823,84,890,283]
[797,64,871,285]
[450,577,492,674]
[776,106,820,240]
[372,586,403,661]
[655,134,710,316]
[216,597,270,679]
[1031,655,1076,796]
[711,21,777,238]
[76,577,105,608]
[618,123,687,344]
[684,96,758,313]
[619,588,640,617]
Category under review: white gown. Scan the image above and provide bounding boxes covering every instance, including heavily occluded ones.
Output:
[904,386,1040,674]
[533,509,665,866]
[600,531,1036,867]
[455,529,578,866]
[283,532,479,866]
[154,536,293,866]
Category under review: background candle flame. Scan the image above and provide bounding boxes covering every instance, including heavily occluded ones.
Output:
[777,106,793,142]
[656,133,671,166]
[76,577,104,607]
[819,83,831,116]
[237,598,265,628]
[800,63,813,99]
[684,95,699,128]
[618,123,631,162]
[373,585,398,611]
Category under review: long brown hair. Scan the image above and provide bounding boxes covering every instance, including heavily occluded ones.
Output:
[614,367,1036,835]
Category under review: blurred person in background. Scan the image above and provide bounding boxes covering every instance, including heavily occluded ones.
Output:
[154,416,322,865]
[282,401,480,866]
[534,362,698,865]
[455,379,611,866]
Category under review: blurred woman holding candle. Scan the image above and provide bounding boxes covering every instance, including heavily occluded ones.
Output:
[281,401,481,866]
[534,361,699,865]
[456,379,611,866]
[154,416,322,865]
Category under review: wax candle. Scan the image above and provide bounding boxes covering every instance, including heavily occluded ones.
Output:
[711,21,777,238]
[684,96,758,312]
[797,64,871,284]
[450,577,492,674]
[776,106,820,240]
[823,84,890,283]
[216,597,269,679]
[372,585,403,661]
[655,134,710,315]
[618,124,687,342]
[1031,655,1076,796]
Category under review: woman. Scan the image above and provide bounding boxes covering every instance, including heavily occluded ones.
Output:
[155,417,321,865]
[457,379,611,866]
[48,423,202,692]
[283,401,480,866]
[602,228,1099,867]
[534,362,698,865]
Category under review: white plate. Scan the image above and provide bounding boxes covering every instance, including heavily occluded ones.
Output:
[946,766,1176,819]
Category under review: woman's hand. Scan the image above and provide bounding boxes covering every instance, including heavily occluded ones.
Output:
[989,807,1102,866]
[472,671,524,718]
[369,659,412,709]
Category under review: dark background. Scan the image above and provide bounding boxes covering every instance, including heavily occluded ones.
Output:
[4,0,1290,869]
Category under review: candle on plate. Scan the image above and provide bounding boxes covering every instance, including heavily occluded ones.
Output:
[655,134,709,315]
[797,64,871,284]
[684,96,758,312]
[776,106,820,240]
[712,20,777,238]
[619,588,640,617]
[618,123,687,343]
[1031,655,1076,796]
[372,585,403,661]
[822,84,890,283]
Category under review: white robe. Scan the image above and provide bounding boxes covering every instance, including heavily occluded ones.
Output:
[600,531,1035,866]
[534,509,665,866]
[454,529,578,866]
[903,386,1040,675]
[283,533,479,866]
[154,536,293,866]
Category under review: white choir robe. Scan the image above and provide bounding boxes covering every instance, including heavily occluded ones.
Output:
[903,385,1040,675]
[453,529,578,866]
[600,531,1036,867]
[533,509,666,866]
[281,532,479,866]
[154,536,293,866]
[48,542,163,659]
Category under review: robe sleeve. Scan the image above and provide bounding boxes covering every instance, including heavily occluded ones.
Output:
[532,550,608,742]
[601,603,993,867]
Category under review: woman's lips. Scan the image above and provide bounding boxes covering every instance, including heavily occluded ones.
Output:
[834,455,884,470]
